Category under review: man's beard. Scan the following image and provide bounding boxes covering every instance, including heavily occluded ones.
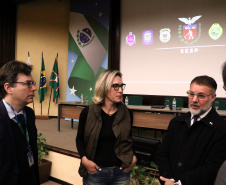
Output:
[189,99,212,116]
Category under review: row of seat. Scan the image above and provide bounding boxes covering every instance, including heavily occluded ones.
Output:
[126,96,226,110]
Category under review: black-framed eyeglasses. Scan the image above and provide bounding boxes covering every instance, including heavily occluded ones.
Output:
[186,90,214,100]
[13,81,36,88]
[111,83,126,91]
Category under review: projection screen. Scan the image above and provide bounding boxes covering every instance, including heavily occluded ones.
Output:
[120,0,226,97]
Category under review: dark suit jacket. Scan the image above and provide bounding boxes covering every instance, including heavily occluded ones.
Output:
[156,108,226,185]
[0,100,40,185]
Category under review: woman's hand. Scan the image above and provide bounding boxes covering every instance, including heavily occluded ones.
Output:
[124,155,137,172]
[82,156,98,174]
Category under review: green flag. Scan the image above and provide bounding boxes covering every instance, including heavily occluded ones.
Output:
[67,13,108,102]
[49,57,60,104]
[38,56,47,103]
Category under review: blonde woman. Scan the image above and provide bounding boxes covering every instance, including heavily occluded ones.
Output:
[76,70,137,185]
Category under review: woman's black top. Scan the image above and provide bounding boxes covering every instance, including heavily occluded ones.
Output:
[76,106,133,167]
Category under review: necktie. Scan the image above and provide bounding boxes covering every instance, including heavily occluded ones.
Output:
[193,115,199,124]
[17,114,26,133]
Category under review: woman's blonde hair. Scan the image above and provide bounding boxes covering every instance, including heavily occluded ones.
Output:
[92,70,122,104]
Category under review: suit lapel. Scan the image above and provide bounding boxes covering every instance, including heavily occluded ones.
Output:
[0,100,17,159]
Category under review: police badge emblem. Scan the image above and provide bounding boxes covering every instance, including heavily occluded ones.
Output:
[178,15,202,45]
[209,23,223,40]
[126,32,136,46]
[159,28,171,43]
[143,30,153,45]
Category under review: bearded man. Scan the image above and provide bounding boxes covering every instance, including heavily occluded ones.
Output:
[156,75,226,185]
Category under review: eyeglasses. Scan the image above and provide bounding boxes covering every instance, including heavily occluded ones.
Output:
[187,90,214,100]
[13,81,36,88]
[111,83,126,91]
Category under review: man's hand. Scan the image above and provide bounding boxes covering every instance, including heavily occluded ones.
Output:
[82,156,98,174]
[160,176,175,185]
[124,155,137,172]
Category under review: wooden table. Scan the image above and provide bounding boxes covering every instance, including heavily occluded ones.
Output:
[58,102,183,132]
[58,102,88,131]
[58,102,226,132]
[128,105,187,130]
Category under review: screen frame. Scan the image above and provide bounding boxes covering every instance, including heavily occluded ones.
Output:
[109,0,225,106]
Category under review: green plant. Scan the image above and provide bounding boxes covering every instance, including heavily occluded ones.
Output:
[131,161,159,185]
[37,133,49,164]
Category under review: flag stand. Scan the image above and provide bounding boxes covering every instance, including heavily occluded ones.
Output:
[38,53,59,119]
[47,53,60,115]
[36,52,49,120]
[47,88,53,116]
[36,102,49,119]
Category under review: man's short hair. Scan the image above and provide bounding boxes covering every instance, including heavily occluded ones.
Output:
[191,75,217,93]
[0,60,32,99]
[222,61,226,86]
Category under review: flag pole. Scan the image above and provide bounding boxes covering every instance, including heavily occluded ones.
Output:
[41,102,42,115]
[40,52,43,116]
[27,51,35,113]
[47,88,52,116]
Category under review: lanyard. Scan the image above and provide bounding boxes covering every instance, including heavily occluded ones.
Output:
[6,103,30,147]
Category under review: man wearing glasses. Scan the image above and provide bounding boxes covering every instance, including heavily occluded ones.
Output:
[156,75,226,185]
[0,61,40,184]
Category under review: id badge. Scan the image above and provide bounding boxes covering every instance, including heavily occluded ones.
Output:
[27,150,34,167]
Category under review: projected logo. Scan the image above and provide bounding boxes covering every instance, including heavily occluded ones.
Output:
[143,30,153,45]
[76,28,95,48]
[209,23,223,40]
[178,15,202,45]
[126,32,136,46]
[159,28,171,43]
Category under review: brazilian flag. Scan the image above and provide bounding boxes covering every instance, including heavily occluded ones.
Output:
[67,13,108,103]
[38,56,47,103]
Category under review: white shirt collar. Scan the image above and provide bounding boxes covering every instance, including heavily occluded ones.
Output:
[3,99,23,120]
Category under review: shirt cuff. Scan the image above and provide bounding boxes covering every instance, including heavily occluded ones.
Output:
[174,180,182,185]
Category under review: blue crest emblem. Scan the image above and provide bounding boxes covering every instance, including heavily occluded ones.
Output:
[77,28,94,47]
[40,73,46,87]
